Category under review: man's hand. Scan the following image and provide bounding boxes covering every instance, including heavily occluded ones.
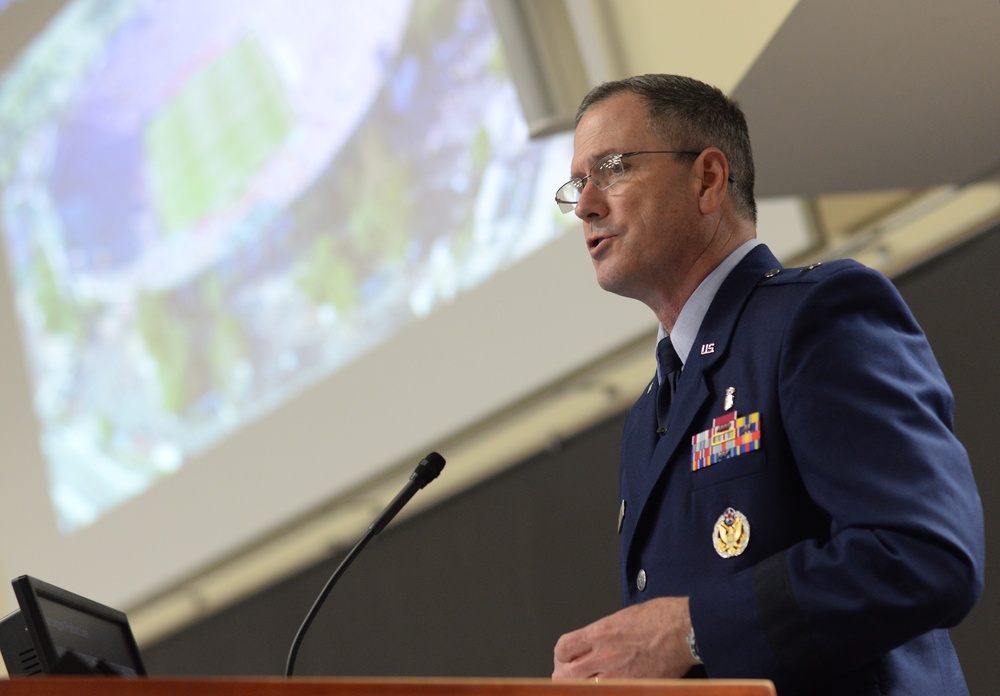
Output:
[552,597,698,679]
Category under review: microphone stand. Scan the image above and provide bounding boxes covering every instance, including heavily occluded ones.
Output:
[284,452,445,677]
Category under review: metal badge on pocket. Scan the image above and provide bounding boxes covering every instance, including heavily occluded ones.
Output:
[713,507,750,558]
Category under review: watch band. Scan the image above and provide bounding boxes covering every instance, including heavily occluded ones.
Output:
[687,626,703,664]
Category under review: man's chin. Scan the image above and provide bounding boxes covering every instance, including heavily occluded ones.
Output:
[595,267,653,306]
[595,270,633,299]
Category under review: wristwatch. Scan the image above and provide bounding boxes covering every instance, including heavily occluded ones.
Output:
[686,627,703,664]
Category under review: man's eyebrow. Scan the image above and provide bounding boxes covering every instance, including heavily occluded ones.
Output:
[571,150,617,177]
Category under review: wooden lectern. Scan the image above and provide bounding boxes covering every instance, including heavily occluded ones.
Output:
[0,677,775,696]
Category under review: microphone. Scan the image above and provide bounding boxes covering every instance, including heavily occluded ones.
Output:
[369,451,446,535]
[284,452,446,677]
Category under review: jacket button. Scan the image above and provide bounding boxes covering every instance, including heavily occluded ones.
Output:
[636,569,647,591]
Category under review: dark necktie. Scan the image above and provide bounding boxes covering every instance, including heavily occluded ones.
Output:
[656,336,682,435]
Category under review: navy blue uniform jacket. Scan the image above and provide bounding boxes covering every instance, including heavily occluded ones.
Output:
[619,245,984,695]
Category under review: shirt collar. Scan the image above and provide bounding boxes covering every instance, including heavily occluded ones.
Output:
[657,239,760,375]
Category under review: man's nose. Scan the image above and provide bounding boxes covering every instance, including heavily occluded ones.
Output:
[575,180,608,221]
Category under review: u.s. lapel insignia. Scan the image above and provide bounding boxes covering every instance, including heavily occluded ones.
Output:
[713,507,750,558]
[618,499,626,534]
[724,387,736,411]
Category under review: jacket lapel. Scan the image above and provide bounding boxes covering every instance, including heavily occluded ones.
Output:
[626,245,783,540]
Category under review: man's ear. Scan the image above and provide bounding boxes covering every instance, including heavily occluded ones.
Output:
[696,147,730,215]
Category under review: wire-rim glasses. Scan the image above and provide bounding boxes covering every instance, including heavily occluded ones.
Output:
[555,150,711,213]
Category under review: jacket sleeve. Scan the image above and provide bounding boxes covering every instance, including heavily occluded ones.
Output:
[688,263,985,686]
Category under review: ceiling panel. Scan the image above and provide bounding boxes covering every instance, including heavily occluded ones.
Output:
[732,0,1000,197]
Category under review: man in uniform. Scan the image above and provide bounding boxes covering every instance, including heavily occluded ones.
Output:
[550,74,984,695]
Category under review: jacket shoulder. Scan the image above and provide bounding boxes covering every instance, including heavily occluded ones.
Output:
[759,258,870,286]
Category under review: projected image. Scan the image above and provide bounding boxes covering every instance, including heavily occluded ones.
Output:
[0,0,574,531]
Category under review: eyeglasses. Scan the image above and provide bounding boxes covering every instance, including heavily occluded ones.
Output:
[554,150,733,213]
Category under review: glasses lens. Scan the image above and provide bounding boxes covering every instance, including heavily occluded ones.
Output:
[554,154,627,213]
[591,154,623,190]
[555,180,582,213]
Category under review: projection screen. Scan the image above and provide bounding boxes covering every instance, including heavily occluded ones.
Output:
[0,0,655,610]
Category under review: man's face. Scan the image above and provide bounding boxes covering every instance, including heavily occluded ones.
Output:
[571,92,707,307]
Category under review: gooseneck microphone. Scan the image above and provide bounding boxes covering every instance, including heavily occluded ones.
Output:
[284,452,446,678]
